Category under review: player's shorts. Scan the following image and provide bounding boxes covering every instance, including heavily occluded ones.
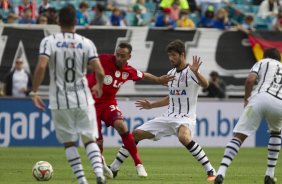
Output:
[95,103,124,141]
[233,92,282,136]
[136,115,196,141]
[51,105,98,144]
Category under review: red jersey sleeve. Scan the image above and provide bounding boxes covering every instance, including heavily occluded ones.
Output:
[127,65,144,81]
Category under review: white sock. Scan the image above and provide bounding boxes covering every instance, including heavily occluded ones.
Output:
[85,143,103,178]
[110,146,129,171]
[65,146,87,184]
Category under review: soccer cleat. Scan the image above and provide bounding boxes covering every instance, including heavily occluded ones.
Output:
[207,169,216,182]
[108,165,119,178]
[136,164,148,178]
[96,176,106,184]
[103,164,113,179]
[214,174,224,184]
[264,175,276,184]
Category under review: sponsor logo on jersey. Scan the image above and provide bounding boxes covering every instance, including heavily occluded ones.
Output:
[122,72,129,79]
[115,71,121,78]
[56,41,83,49]
[104,75,113,85]
[170,89,187,95]
[137,70,143,78]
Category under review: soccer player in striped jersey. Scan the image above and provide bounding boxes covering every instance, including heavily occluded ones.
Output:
[109,40,217,181]
[214,48,282,184]
[86,42,174,178]
[31,6,106,184]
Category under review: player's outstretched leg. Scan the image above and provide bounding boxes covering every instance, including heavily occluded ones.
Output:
[185,140,216,181]
[264,132,281,184]
[84,142,106,184]
[215,137,243,184]
[120,132,147,177]
[65,145,88,184]
[110,145,130,177]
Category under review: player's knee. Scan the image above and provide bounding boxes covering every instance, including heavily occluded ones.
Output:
[132,129,143,141]
[114,120,128,134]
[178,134,191,145]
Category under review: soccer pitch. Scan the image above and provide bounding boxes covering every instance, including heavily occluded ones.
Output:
[0,147,281,184]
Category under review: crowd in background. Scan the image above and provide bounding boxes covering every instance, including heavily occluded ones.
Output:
[0,0,281,31]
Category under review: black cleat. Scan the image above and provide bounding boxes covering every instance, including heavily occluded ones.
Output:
[108,165,119,178]
[214,174,224,184]
[96,176,106,184]
[265,175,276,184]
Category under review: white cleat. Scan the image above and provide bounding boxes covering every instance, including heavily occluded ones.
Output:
[136,164,148,178]
[103,164,113,179]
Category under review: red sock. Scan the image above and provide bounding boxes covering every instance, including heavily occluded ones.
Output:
[121,132,142,166]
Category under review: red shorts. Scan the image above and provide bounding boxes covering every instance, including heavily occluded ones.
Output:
[95,103,124,141]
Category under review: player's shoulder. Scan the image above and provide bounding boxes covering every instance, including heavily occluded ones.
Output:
[99,54,115,61]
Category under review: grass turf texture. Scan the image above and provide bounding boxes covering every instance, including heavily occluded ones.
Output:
[0,147,281,184]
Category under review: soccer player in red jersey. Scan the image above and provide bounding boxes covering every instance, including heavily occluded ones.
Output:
[86,42,173,178]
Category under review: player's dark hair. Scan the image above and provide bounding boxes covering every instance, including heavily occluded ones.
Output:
[118,42,132,53]
[59,6,76,28]
[166,40,186,56]
[263,48,281,61]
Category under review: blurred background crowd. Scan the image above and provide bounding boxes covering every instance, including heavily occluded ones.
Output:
[0,0,281,31]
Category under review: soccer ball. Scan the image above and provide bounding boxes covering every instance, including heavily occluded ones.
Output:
[32,161,53,181]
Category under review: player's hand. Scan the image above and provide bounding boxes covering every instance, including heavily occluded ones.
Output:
[244,100,249,107]
[91,84,103,98]
[32,96,46,111]
[189,56,202,74]
[135,99,152,110]
[158,75,174,86]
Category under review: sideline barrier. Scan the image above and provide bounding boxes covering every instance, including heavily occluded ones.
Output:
[0,98,268,147]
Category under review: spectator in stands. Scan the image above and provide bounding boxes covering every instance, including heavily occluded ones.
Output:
[38,0,50,15]
[90,3,109,26]
[211,8,231,30]
[45,7,57,24]
[135,0,147,13]
[198,5,214,28]
[0,0,14,23]
[4,57,32,97]
[37,15,47,24]
[155,7,177,28]
[177,10,195,28]
[257,0,279,18]
[273,8,282,31]
[15,0,34,18]
[110,7,126,26]
[107,0,136,12]
[18,8,36,24]
[132,4,154,26]
[199,0,222,16]
[237,14,256,34]
[6,13,18,24]
[203,71,226,98]
[76,1,89,26]
[170,0,181,21]
[159,0,189,10]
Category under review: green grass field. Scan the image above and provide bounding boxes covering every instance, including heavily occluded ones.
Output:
[0,147,281,184]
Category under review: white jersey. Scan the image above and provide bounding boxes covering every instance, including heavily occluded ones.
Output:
[165,65,200,121]
[250,58,282,100]
[39,32,98,109]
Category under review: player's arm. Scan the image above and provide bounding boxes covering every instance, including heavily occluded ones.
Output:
[244,72,257,107]
[135,96,169,110]
[31,55,49,111]
[189,56,209,88]
[143,72,174,86]
[89,58,105,98]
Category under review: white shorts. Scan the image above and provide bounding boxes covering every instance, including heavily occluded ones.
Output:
[136,115,196,141]
[51,105,98,144]
[234,92,282,136]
